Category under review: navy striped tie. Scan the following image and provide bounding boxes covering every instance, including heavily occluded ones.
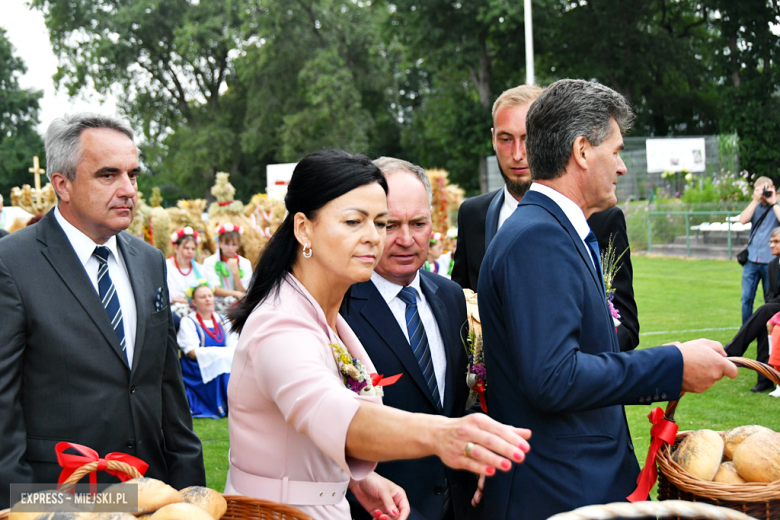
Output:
[585,231,606,292]
[398,286,442,412]
[93,246,127,365]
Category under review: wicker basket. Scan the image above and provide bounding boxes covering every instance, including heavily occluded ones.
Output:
[0,458,313,520]
[0,495,314,519]
[656,357,780,519]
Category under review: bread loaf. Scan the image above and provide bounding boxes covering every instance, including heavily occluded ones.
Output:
[149,502,216,520]
[180,486,227,519]
[673,429,724,481]
[99,477,183,514]
[723,425,773,460]
[732,430,780,482]
[713,461,746,484]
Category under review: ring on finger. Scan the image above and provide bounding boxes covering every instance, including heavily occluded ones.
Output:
[464,442,474,458]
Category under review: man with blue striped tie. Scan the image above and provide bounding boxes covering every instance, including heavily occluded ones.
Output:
[342,157,478,520]
[0,113,205,509]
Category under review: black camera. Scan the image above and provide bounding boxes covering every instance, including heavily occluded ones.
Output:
[764,188,773,198]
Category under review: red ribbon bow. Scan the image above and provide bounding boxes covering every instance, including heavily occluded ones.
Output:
[218,201,234,207]
[626,407,678,502]
[371,373,403,387]
[56,442,149,495]
[473,381,488,413]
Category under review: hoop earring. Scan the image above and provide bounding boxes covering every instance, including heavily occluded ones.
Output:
[302,243,312,258]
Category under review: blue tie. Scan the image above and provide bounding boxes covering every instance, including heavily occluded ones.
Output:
[398,286,442,411]
[93,246,128,365]
[585,231,605,292]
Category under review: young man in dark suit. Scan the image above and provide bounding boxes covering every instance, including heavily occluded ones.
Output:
[451,85,639,351]
[342,157,476,520]
[477,79,737,520]
[0,114,205,509]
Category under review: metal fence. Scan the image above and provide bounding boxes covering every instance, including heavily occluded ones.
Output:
[645,210,744,258]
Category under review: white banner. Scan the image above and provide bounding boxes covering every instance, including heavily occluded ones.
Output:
[646,138,706,173]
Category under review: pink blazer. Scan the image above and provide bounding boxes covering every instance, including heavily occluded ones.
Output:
[225,274,381,520]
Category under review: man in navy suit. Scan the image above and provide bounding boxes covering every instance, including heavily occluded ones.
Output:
[343,157,476,520]
[477,79,738,520]
[451,84,639,351]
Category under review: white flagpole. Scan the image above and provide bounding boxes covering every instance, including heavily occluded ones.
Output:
[525,0,535,85]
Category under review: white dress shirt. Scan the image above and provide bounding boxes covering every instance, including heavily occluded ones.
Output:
[498,185,520,231]
[529,183,595,269]
[54,207,137,366]
[370,271,447,406]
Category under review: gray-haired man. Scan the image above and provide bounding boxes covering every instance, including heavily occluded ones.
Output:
[0,113,205,508]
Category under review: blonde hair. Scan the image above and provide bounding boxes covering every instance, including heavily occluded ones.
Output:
[755,176,774,188]
[492,84,545,122]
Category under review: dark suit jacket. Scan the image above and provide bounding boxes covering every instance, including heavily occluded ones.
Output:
[0,211,205,508]
[768,256,780,302]
[452,191,640,351]
[0,228,8,239]
[585,207,639,351]
[477,191,683,520]
[451,189,500,291]
[342,270,475,520]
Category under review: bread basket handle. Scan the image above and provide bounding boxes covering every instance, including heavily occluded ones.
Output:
[55,442,147,494]
[663,357,780,422]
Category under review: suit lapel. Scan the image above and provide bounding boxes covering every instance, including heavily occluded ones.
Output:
[353,282,441,411]
[38,213,129,367]
[484,189,505,250]
[419,274,459,416]
[522,192,615,345]
[523,192,605,297]
[117,232,147,373]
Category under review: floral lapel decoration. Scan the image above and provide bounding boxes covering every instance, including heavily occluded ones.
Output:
[600,234,628,328]
[330,340,401,397]
[463,289,487,413]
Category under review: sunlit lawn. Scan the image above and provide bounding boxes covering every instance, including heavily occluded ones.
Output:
[194,254,780,498]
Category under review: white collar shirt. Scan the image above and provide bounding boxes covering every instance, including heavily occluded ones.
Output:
[529,183,596,270]
[54,207,137,367]
[370,270,447,406]
[497,185,520,231]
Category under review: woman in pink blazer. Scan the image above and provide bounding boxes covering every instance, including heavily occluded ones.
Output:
[227,150,531,520]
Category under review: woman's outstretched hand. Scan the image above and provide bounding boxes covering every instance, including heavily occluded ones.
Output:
[350,472,410,520]
[435,413,531,477]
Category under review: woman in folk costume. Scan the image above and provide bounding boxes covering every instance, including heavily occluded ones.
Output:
[178,281,237,418]
[202,223,253,312]
[166,227,209,303]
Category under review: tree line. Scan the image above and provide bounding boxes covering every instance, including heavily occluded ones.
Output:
[1,0,778,202]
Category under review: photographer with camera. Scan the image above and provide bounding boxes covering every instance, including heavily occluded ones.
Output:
[738,177,780,327]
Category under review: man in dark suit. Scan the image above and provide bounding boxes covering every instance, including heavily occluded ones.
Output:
[452,84,543,292]
[726,226,780,392]
[343,157,475,520]
[0,113,205,509]
[451,84,639,351]
[0,194,8,238]
[477,79,737,520]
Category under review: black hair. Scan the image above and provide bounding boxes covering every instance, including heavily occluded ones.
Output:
[230,149,387,333]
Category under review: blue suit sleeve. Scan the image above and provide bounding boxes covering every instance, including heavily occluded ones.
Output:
[480,222,683,414]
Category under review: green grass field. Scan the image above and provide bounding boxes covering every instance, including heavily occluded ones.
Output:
[193,254,780,497]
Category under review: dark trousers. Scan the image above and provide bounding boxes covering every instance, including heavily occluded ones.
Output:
[725,301,780,385]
